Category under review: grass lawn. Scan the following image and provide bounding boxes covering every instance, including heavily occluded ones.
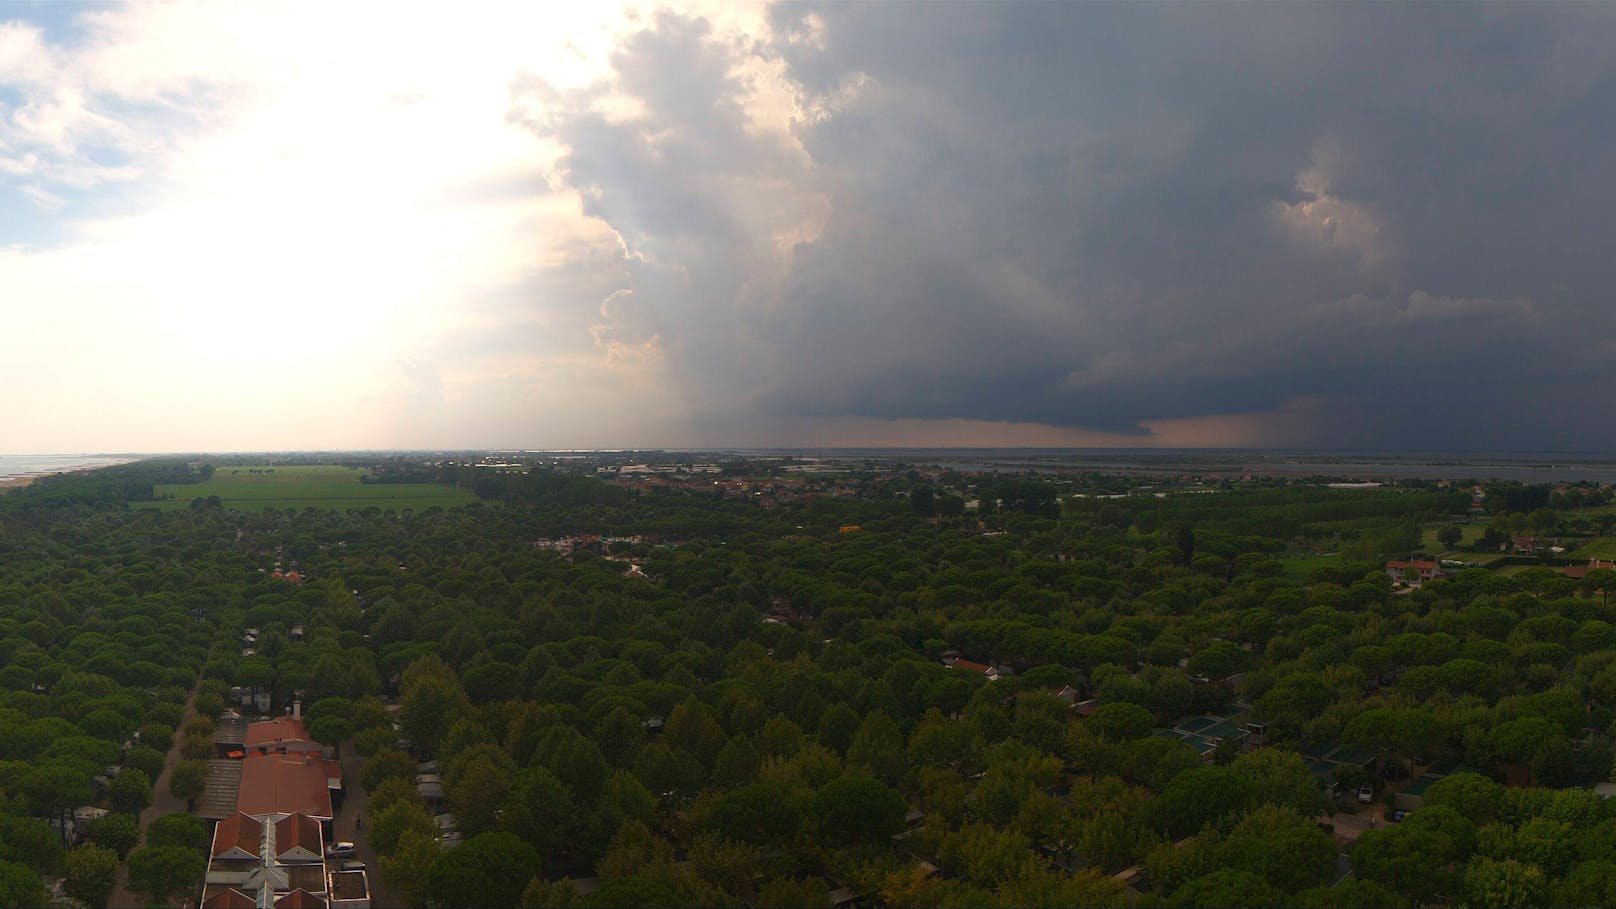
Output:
[1279,554,1341,580]
[1569,538,1616,559]
[1421,522,1490,553]
[137,465,479,512]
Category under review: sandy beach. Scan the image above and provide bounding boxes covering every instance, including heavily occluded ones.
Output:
[0,459,139,491]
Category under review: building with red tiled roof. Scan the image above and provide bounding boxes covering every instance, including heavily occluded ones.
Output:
[211,813,263,860]
[943,656,1002,681]
[275,889,327,908]
[275,813,323,862]
[269,568,305,586]
[237,754,336,822]
[203,889,257,909]
[204,810,330,908]
[245,716,323,757]
[1563,559,1616,580]
[1385,560,1443,583]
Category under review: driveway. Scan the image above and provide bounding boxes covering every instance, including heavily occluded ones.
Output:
[332,739,402,907]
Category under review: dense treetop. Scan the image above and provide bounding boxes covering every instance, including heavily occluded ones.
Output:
[3,458,1615,907]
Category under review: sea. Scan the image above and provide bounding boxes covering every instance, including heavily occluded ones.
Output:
[0,454,137,483]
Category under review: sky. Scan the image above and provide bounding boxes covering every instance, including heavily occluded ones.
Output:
[3,2,1615,454]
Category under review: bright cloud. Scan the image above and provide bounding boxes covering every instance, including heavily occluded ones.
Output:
[5,3,1616,453]
[0,1,679,452]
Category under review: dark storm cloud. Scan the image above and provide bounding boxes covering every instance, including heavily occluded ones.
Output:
[516,3,1616,447]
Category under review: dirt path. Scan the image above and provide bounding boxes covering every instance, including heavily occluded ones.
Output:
[108,687,201,909]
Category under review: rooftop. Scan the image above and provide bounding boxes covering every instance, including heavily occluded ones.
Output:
[212,813,263,858]
[330,870,369,902]
[274,889,326,908]
[202,889,256,909]
[237,754,335,820]
[198,759,244,821]
[215,714,249,747]
[275,813,323,857]
[246,717,315,748]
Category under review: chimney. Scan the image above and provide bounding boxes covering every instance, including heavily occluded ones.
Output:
[292,700,301,721]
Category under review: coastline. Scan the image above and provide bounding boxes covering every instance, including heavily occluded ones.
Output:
[0,459,139,491]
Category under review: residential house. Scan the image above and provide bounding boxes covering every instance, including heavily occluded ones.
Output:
[942,656,1001,682]
[1384,560,1443,584]
[416,772,447,812]
[246,712,325,758]
[1562,559,1616,581]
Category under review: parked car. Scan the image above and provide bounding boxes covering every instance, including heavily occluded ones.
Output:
[1389,809,1408,823]
[326,842,357,858]
[1356,785,1375,804]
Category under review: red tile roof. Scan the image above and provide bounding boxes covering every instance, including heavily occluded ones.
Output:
[237,754,335,820]
[1563,559,1616,579]
[1385,560,1439,570]
[204,890,257,909]
[211,812,262,857]
[274,890,327,909]
[275,812,323,857]
[245,717,315,748]
[951,658,995,674]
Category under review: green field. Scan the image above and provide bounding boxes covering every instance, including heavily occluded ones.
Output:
[1278,554,1341,580]
[139,465,479,512]
[1569,537,1616,559]
[1421,522,1489,553]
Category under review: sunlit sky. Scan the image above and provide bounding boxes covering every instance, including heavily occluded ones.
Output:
[4,2,1616,453]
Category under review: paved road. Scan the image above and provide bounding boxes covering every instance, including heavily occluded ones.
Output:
[333,739,401,907]
[108,687,201,909]
[1329,801,1386,844]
